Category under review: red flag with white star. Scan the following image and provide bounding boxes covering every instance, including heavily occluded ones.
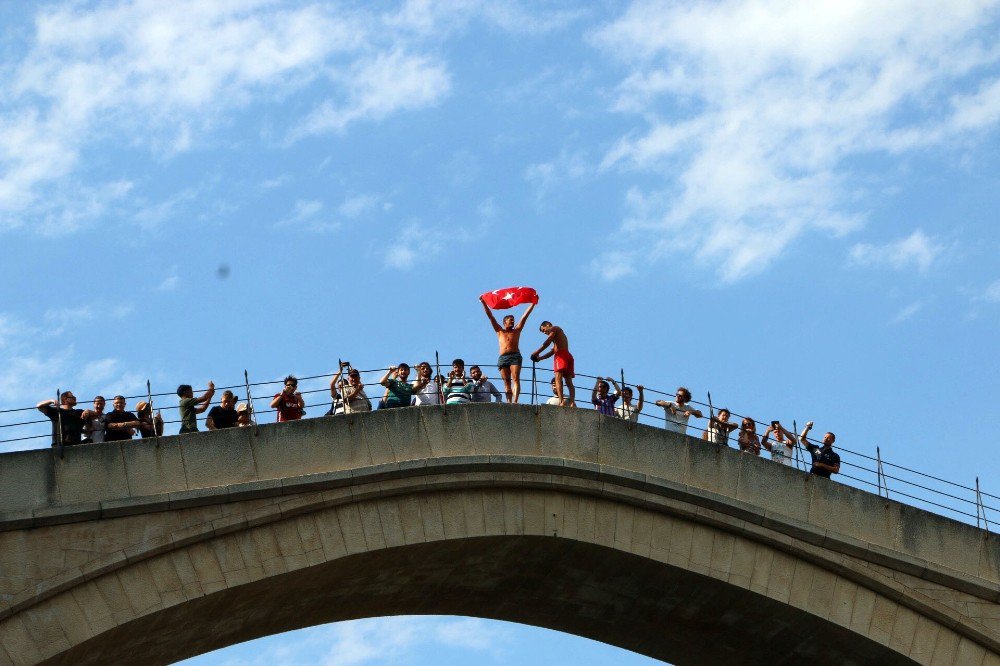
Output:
[481,286,539,309]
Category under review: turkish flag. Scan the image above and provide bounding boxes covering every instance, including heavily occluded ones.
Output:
[481,286,539,309]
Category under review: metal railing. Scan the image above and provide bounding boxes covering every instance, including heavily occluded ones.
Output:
[1,360,996,533]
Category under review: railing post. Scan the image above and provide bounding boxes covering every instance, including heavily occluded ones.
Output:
[621,368,635,431]
[147,380,159,446]
[793,420,804,472]
[55,388,64,459]
[244,370,259,436]
[876,446,884,498]
[531,361,537,406]
[706,390,714,443]
[976,477,990,534]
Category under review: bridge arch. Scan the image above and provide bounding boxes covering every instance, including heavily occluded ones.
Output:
[0,405,997,665]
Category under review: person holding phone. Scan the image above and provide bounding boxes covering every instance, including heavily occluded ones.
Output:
[762,420,798,466]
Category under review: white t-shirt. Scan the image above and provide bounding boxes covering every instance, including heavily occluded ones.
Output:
[615,402,641,423]
[662,401,693,435]
[706,421,731,446]
[413,380,441,406]
[545,396,562,405]
[769,438,795,466]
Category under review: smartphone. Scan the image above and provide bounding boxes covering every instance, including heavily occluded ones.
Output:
[771,421,779,428]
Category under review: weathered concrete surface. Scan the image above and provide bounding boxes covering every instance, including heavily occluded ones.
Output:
[0,404,997,665]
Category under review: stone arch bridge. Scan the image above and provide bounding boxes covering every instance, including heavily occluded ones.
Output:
[0,404,998,665]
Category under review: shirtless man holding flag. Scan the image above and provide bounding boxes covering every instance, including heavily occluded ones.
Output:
[480,287,537,402]
[531,321,576,407]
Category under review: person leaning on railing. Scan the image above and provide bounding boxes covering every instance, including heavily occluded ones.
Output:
[800,421,841,478]
[103,395,141,441]
[36,391,84,447]
[704,407,737,445]
[654,387,703,436]
[615,385,644,423]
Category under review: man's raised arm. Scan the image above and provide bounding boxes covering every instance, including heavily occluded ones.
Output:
[411,375,429,392]
[636,386,644,413]
[515,302,536,330]
[195,382,215,414]
[479,297,501,332]
[799,421,814,446]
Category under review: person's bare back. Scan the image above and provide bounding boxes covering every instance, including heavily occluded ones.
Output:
[548,325,569,352]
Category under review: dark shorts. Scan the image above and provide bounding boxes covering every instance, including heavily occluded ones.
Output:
[497,352,523,369]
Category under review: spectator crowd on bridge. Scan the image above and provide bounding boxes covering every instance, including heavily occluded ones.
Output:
[33,288,840,480]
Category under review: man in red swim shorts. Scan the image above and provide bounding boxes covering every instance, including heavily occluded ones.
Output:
[531,321,576,407]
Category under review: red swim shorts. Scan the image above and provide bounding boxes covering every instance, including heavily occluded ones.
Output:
[553,349,575,378]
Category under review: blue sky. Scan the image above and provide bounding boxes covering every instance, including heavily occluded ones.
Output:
[1,0,999,663]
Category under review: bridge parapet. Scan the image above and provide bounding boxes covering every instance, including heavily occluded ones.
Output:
[0,404,998,665]
[1,404,996,587]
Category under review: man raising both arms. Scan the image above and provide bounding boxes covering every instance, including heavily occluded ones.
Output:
[480,296,535,402]
[531,321,576,407]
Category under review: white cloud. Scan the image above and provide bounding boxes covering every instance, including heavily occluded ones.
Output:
[2,0,540,234]
[157,267,180,292]
[289,50,451,141]
[218,617,508,666]
[590,0,1000,282]
[384,0,585,38]
[338,194,381,219]
[477,197,497,219]
[0,315,33,350]
[1,1,365,232]
[977,278,1000,303]
[278,199,326,231]
[383,220,483,270]
[849,229,946,273]
[591,250,637,281]
[42,304,133,334]
[524,149,590,201]
[260,175,292,191]
[891,301,923,324]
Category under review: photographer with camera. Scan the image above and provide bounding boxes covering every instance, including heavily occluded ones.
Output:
[330,361,371,414]
[762,420,797,466]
